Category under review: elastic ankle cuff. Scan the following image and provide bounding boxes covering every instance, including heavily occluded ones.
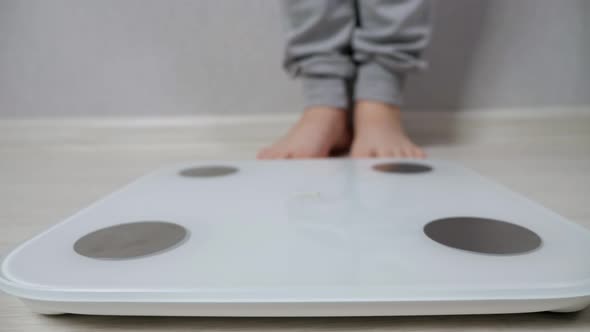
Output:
[302,76,350,110]
[354,62,405,108]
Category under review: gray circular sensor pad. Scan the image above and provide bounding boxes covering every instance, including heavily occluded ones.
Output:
[74,221,188,260]
[424,217,542,255]
[373,162,432,174]
[179,165,238,178]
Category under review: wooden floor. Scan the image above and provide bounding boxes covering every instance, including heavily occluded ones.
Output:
[1,108,589,331]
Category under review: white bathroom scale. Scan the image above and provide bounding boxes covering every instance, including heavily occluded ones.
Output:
[1,159,590,316]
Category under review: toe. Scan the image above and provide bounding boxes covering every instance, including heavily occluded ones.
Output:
[257,147,273,160]
[384,150,397,158]
[267,148,286,160]
[350,149,367,158]
[406,147,420,158]
[381,147,403,158]
[350,144,371,158]
[292,151,308,159]
[297,147,328,159]
[292,147,315,159]
[376,148,396,158]
[396,148,409,158]
[275,150,292,159]
[367,149,378,158]
[412,147,427,159]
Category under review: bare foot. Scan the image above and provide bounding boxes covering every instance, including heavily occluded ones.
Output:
[350,100,426,158]
[257,106,351,159]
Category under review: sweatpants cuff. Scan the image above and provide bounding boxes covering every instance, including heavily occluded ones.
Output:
[302,76,350,110]
[354,62,405,107]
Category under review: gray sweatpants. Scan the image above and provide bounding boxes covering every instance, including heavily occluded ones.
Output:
[281,0,432,110]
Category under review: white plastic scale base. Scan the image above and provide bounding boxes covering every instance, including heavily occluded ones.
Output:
[1,159,590,317]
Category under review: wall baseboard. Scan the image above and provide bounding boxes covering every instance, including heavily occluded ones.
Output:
[1,106,589,129]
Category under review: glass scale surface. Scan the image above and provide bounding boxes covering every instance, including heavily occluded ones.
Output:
[1,159,589,316]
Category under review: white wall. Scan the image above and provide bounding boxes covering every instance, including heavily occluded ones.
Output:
[0,0,588,116]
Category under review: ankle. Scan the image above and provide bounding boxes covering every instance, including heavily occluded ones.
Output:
[304,106,346,118]
[300,107,349,129]
[355,100,401,122]
[354,101,409,135]
[355,101,401,119]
